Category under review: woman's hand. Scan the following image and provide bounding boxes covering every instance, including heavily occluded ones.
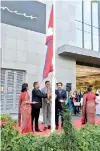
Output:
[25,101,38,104]
[25,101,30,104]
[30,102,38,104]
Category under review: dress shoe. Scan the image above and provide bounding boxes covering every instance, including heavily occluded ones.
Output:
[43,127,47,131]
[56,126,58,130]
[35,129,42,132]
[48,125,51,129]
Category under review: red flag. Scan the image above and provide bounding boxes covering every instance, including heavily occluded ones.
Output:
[43,6,53,79]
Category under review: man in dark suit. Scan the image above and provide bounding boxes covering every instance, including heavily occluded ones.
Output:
[55,82,67,129]
[32,82,48,132]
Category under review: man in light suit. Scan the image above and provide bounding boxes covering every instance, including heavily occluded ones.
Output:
[42,81,52,131]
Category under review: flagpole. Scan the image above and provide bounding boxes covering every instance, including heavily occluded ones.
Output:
[51,1,56,132]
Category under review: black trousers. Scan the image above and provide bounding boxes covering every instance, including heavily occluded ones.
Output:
[55,107,63,127]
[31,107,40,131]
[74,106,80,115]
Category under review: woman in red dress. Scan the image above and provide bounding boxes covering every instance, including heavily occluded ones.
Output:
[82,86,96,124]
[18,83,35,133]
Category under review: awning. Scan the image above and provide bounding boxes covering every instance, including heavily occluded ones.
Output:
[57,44,100,65]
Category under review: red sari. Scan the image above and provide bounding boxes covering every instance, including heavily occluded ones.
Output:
[82,92,96,124]
[18,91,32,133]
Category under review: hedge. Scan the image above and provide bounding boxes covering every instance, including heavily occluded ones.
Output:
[77,124,100,151]
[0,106,100,151]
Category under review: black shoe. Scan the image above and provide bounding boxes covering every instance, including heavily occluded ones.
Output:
[35,129,42,132]
[56,126,58,130]
[43,127,47,131]
[48,125,51,129]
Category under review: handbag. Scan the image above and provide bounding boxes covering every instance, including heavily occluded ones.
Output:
[74,102,80,106]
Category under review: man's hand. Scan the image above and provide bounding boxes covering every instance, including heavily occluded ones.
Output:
[48,93,52,99]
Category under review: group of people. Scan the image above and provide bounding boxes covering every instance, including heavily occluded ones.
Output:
[68,88,100,118]
[68,90,82,115]
[18,81,100,134]
[18,81,67,133]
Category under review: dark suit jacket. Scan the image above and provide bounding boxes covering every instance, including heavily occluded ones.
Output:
[55,89,67,109]
[32,88,47,109]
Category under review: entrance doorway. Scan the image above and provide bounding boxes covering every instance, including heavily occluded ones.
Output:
[76,65,100,92]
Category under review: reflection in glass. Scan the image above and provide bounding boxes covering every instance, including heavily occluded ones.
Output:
[92,3,99,51]
[76,1,82,21]
[76,21,82,30]
[76,1,82,48]
[84,1,91,24]
[93,27,99,51]
[76,29,82,48]
[84,33,91,50]
[75,1,99,51]
[92,3,98,27]
[84,24,91,33]
[84,24,91,49]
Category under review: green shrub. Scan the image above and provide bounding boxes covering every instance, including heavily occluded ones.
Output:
[7,132,64,151]
[77,124,100,151]
[1,110,100,151]
[0,114,19,151]
[62,106,79,151]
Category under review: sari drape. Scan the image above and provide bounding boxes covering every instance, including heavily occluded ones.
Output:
[68,98,74,113]
[82,92,96,125]
[18,92,32,133]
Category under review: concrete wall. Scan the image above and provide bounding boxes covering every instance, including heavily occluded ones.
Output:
[0,1,77,119]
[0,0,76,94]
[1,23,46,91]
[55,1,76,48]
[55,1,76,90]
[0,1,53,95]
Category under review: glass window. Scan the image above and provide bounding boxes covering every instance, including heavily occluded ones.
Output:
[76,29,82,48]
[76,1,82,21]
[76,1,82,48]
[75,1,99,51]
[84,25,91,50]
[84,1,91,24]
[92,2,99,51]
[92,3,98,27]
[93,27,99,51]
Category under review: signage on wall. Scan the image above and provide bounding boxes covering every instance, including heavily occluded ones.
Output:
[0,6,37,20]
[7,87,12,92]
[1,1,46,34]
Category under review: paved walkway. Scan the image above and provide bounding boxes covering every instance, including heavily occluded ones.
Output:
[33,117,100,136]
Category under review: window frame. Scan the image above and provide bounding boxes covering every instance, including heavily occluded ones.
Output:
[76,1,99,51]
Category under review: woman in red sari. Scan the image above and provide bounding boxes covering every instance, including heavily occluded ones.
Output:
[82,86,96,124]
[18,83,35,133]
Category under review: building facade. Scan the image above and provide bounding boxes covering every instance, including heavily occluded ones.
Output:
[0,1,100,116]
